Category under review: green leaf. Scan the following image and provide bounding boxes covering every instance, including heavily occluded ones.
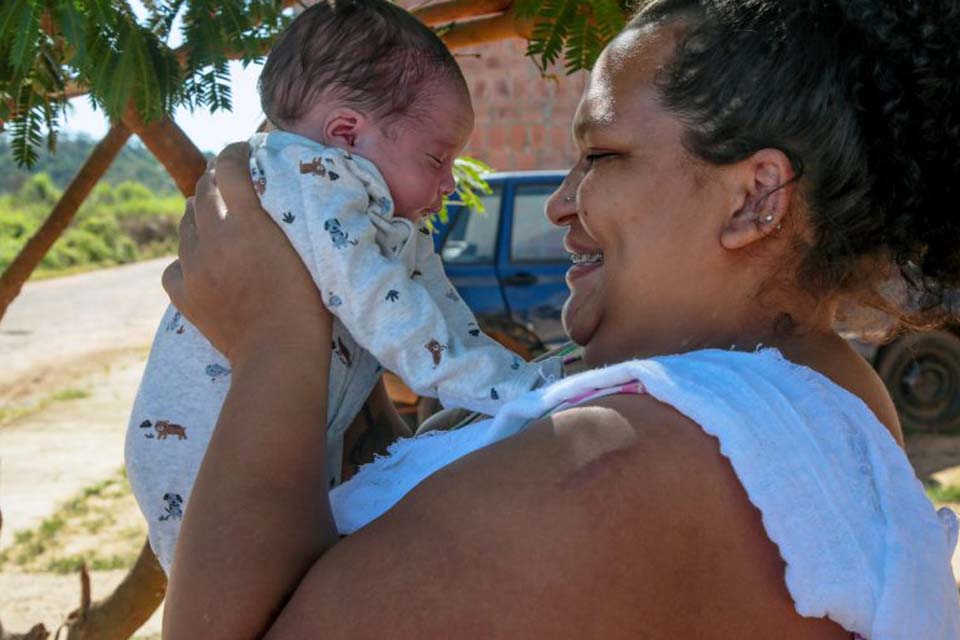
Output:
[433,156,494,223]
[527,0,578,72]
[10,85,45,167]
[53,0,89,63]
[0,0,30,45]
[146,0,185,41]
[5,1,40,73]
[594,0,627,40]
[523,0,627,75]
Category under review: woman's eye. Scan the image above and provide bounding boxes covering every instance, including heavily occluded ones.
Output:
[426,154,443,167]
[585,152,614,165]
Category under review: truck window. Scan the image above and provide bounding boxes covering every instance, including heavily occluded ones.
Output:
[441,188,501,264]
[511,184,568,262]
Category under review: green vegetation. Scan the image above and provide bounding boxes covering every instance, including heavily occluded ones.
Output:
[0,168,183,277]
[0,471,146,574]
[926,481,960,504]
[0,134,183,195]
[0,385,91,427]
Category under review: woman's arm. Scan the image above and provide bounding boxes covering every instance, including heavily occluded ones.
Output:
[162,146,341,638]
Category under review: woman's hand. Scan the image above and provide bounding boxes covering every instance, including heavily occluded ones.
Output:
[162,142,331,365]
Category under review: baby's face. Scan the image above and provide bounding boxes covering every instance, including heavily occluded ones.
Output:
[356,86,474,221]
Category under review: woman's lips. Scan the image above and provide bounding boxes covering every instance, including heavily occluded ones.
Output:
[567,260,603,282]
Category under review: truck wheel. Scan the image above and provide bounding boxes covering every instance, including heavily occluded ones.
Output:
[874,329,960,433]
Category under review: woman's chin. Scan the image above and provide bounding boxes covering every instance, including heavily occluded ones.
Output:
[561,298,601,347]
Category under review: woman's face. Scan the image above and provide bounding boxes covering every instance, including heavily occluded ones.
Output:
[548,24,741,365]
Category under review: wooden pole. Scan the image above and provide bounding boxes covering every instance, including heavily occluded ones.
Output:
[0,122,132,321]
[121,109,206,198]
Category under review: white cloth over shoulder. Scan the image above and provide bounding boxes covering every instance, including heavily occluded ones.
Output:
[331,348,960,639]
[250,131,561,415]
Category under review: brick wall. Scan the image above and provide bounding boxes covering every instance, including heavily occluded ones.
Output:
[455,39,588,172]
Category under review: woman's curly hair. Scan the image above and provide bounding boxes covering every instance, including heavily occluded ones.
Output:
[630,0,960,321]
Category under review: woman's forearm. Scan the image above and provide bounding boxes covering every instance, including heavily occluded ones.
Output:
[163,333,337,640]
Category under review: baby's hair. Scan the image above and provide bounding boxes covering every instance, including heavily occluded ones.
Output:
[259,0,467,128]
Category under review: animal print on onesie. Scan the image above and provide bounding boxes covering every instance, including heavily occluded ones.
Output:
[126,131,562,574]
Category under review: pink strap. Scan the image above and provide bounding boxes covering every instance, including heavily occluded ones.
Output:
[555,380,646,411]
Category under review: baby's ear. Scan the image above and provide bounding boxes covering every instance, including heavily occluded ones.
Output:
[324,108,367,149]
[720,148,794,250]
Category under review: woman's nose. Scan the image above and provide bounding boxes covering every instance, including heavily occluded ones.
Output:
[546,173,579,226]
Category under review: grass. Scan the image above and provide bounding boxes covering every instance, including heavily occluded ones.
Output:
[28,250,174,282]
[926,482,960,504]
[0,470,146,574]
[0,387,91,428]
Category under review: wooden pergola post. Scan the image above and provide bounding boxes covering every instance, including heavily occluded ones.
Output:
[0,122,132,321]
[122,108,207,198]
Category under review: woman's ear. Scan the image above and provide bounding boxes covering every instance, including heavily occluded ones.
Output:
[323,108,367,149]
[720,148,795,250]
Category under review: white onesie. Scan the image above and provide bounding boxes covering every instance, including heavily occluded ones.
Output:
[125,130,562,573]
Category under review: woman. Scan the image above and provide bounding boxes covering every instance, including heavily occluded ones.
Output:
[161,0,960,638]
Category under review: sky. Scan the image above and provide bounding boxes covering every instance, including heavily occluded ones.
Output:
[59,0,268,154]
[61,61,266,154]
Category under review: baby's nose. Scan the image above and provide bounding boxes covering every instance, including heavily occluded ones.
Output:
[439,171,456,196]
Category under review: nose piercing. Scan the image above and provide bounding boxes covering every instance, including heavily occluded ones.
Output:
[564,194,575,202]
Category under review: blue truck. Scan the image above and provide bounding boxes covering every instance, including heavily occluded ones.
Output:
[393,170,960,433]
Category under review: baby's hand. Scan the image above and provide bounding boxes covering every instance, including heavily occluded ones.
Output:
[163,143,332,366]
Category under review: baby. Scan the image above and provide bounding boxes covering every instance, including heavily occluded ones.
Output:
[125,0,562,574]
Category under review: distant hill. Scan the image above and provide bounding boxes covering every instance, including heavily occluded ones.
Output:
[0,133,188,196]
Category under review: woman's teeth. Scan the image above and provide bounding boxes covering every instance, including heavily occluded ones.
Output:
[570,252,604,265]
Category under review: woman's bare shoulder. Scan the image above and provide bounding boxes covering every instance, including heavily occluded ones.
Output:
[266,394,847,640]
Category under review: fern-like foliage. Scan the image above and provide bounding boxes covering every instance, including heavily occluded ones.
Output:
[425,156,494,227]
[516,0,628,75]
[0,0,287,167]
[1,1,626,168]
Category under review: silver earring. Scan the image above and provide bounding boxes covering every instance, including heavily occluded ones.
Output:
[762,214,775,224]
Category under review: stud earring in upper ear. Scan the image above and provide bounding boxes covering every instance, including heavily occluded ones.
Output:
[758,214,782,232]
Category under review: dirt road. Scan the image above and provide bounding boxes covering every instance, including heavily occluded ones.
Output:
[0,258,171,398]
[1,259,171,545]
[1,261,172,637]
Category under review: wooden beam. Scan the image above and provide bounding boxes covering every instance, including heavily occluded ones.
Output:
[412,0,512,26]
[440,6,534,50]
[0,122,132,321]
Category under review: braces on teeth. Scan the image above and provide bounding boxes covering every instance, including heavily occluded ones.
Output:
[570,253,604,265]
